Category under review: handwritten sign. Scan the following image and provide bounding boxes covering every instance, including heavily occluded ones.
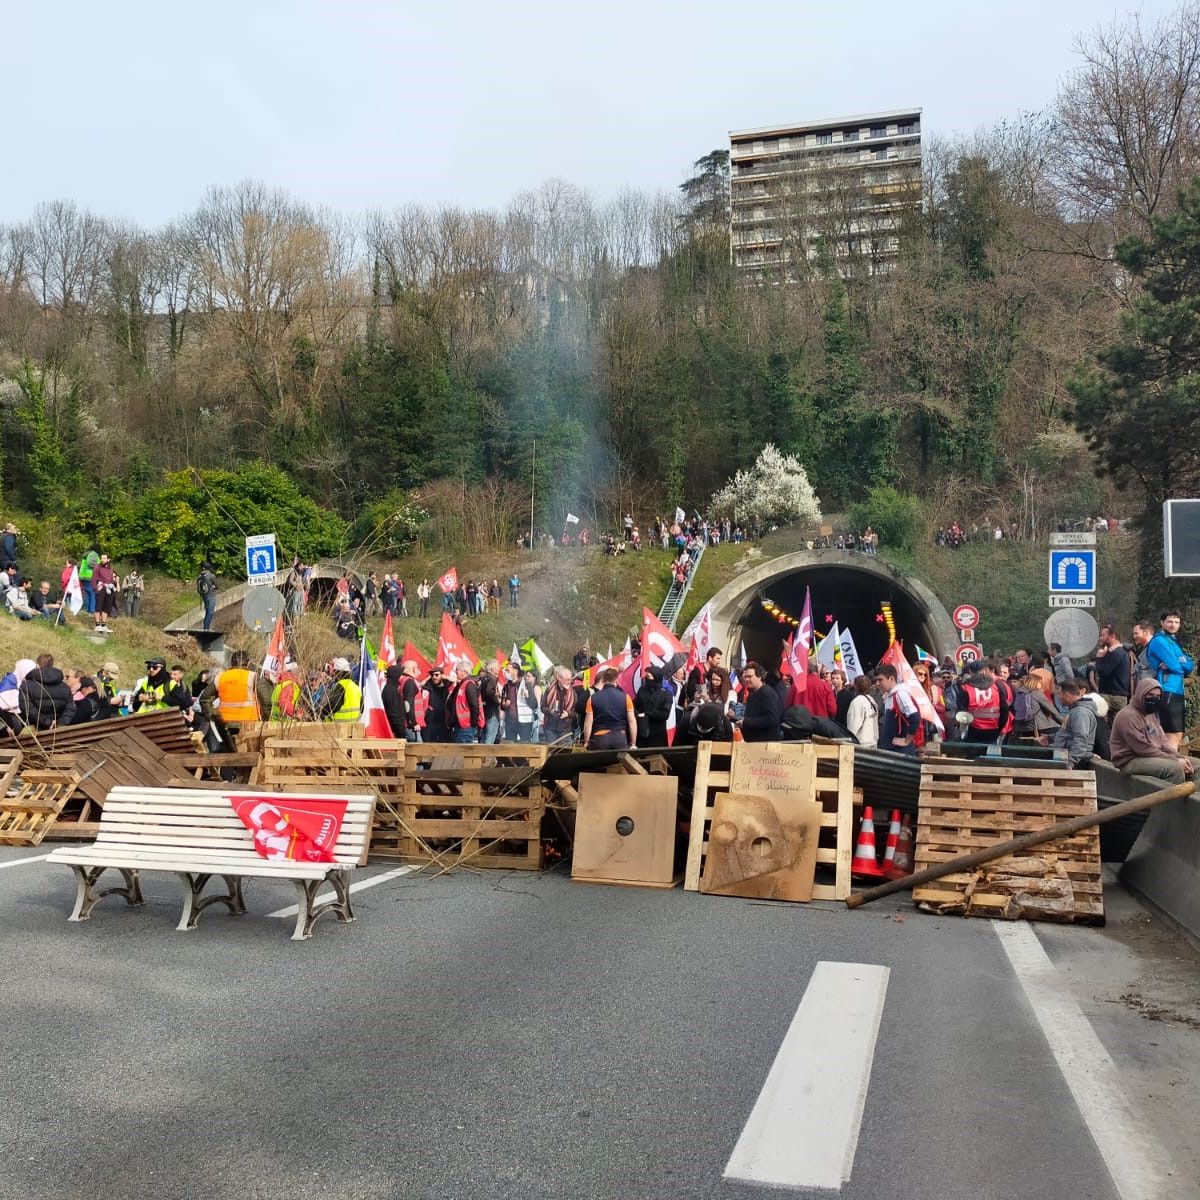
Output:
[730,743,818,801]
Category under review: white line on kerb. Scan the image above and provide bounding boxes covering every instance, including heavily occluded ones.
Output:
[266,864,418,918]
[0,853,51,870]
[724,960,890,1192]
[993,921,1172,1200]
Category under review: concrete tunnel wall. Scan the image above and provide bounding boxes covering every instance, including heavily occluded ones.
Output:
[703,549,958,670]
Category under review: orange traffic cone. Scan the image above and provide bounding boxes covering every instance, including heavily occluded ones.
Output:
[886,813,915,880]
[851,805,885,878]
[880,809,901,874]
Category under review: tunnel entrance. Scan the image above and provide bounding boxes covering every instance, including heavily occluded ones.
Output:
[707,551,955,673]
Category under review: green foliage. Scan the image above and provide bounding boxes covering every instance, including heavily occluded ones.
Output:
[347,489,426,557]
[69,461,346,578]
[849,487,925,552]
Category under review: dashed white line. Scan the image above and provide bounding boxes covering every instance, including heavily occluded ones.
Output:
[994,920,1173,1200]
[266,864,418,918]
[724,960,890,1192]
[0,853,52,870]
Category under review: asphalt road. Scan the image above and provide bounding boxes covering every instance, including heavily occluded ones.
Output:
[1,847,1197,1200]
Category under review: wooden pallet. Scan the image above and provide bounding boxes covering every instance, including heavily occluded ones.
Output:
[392,744,548,869]
[0,749,21,797]
[684,741,856,901]
[6,709,194,757]
[0,769,81,845]
[912,762,1103,924]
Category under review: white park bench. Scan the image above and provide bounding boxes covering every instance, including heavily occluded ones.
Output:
[46,786,377,940]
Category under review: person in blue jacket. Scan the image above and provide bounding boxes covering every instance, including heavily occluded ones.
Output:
[1145,609,1194,752]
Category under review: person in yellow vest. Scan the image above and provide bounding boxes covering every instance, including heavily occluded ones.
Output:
[132,659,171,711]
[314,656,361,722]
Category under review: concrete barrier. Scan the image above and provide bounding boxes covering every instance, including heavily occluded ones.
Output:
[1120,789,1200,947]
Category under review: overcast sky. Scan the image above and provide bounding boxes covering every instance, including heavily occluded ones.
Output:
[3,0,1178,227]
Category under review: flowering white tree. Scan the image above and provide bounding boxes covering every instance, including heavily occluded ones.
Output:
[709,443,822,527]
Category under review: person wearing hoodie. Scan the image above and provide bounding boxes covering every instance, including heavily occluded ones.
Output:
[19,654,75,729]
[1048,678,1099,768]
[635,666,673,747]
[381,664,407,739]
[0,658,35,734]
[1110,679,1199,785]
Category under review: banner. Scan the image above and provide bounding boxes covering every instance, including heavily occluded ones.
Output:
[436,612,480,669]
[261,614,287,682]
[838,626,865,682]
[565,512,580,524]
[437,567,458,592]
[379,611,396,669]
[674,506,686,525]
[230,794,348,863]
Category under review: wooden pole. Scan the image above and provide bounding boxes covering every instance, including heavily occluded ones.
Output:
[845,780,1196,909]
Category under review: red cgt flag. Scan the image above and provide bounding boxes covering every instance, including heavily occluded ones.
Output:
[438,567,458,592]
[401,640,433,679]
[230,794,348,863]
[436,612,480,670]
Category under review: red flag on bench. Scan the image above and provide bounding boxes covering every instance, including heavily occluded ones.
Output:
[230,795,349,864]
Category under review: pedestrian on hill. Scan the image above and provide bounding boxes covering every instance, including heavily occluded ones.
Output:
[197,562,218,630]
[92,554,119,634]
[508,572,520,608]
[417,578,431,619]
[122,568,144,618]
[0,523,18,570]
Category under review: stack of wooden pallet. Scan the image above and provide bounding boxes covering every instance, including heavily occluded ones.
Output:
[0,750,81,847]
[394,744,548,870]
[912,760,1103,924]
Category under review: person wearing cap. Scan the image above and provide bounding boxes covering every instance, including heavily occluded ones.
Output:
[94,661,121,719]
[313,657,361,722]
[422,664,450,742]
[68,675,100,724]
[133,659,171,711]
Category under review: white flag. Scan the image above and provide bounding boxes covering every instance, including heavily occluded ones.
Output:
[674,506,686,525]
[838,626,864,681]
[65,566,83,615]
[816,622,840,670]
[511,642,521,666]
[680,601,713,660]
[565,512,580,525]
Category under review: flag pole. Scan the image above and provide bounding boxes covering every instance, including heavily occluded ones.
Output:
[529,438,536,549]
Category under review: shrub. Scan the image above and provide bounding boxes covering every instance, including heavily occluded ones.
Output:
[709,443,822,527]
[849,486,924,553]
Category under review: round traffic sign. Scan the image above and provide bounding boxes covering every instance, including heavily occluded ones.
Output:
[1044,609,1099,659]
[241,586,285,632]
[953,604,980,631]
[955,643,982,666]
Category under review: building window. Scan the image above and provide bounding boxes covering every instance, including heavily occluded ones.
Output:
[874,148,888,160]
[898,121,918,135]
[844,129,858,141]
[817,132,832,145]
[870,125,886,138]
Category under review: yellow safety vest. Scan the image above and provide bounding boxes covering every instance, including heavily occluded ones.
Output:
[133,676,169,711]
[331,679,362,721]
[270,679,302,721]
[216,668,261,722]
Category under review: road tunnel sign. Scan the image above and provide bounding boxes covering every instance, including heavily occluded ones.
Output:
[1048,550,1095,593]
[245,534,278,587]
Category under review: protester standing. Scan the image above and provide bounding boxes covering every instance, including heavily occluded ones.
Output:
[122,568,144,618]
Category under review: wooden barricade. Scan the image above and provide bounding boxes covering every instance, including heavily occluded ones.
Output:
[684,741,856,901]
[6,709,194,757]
[912,761,1103,924]
[0,768,81,845]
[259,732,407,855]
[0,749,21,797]
[392,743,548,870]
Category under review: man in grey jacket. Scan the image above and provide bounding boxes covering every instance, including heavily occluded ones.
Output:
[1050,677,1098,768]
[1048,642,1076,686]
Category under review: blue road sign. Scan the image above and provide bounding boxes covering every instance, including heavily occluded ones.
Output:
[245,534,278,585]
[1049,549,1096,592]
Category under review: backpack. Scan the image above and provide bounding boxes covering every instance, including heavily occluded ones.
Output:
[1012,688,1037,724]
[197,570,216,597]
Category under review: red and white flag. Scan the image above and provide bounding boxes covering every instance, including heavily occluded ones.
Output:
[261,614,287,682]
[230,794,348,863]
[64,566,83,616]
[379,611,396,670]
[640,607,686,667]
[435,612,480,670]
[880,641,944,734]
[790,587,813,696]
[681,601,713,660]
[438,567,458,593]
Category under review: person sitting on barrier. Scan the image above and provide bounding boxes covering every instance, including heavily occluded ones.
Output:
[1110,679,1199,786]
[1047,677,1099,768]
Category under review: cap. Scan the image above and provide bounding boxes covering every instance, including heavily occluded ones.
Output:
[145,658,165,668]
[330,656,352,672]
[102,661,120,676]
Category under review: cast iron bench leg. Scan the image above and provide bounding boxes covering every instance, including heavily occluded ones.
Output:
[67,865,143,922]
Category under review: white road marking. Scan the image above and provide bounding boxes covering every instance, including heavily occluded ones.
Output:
[993,921,1172,1200]
[724,960,889,1192]
[0,853,51,870]
[266,864,418,918]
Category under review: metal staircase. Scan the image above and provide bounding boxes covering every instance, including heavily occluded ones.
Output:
[657,539,706,632]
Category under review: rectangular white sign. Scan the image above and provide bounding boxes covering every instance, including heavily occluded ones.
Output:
[1049,594,1094,608]
[1049,532,1097,546]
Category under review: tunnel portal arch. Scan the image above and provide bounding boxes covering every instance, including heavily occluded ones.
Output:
[705,550,957,671]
